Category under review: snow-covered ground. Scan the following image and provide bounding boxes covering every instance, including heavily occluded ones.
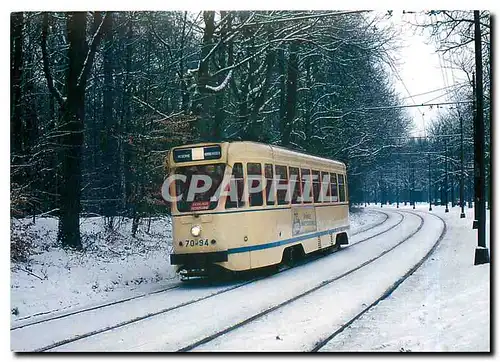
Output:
[10,216,176,323]
[320,204,490,352]
[9,208,380,324]
[349,207,386,232]
[9,204,490,352]
[11,208,410,352]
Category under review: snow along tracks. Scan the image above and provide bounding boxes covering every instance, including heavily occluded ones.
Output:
[11,210,389,352]
[12,209,387,332]
[312,210,447,352]
[11,208,419,352]
[189,210,446,352]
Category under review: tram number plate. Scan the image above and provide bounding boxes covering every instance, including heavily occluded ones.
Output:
[183,239,209,247]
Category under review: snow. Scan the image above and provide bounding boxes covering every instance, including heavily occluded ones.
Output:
[320,204,490,352]
[192,210,442,351]
[9,204,490,352]
[34,210,408,352]
[205,69,233,92]
[348,207,386,234]
[9,208,381,325]
[10,216,176,324]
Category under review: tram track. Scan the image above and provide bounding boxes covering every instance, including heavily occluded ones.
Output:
[11,284,181,331]
[28,279,262,352]
[177,209,423,352]
[13,208,388,333]
[12,208,400,352]
[311,211,447,352]
[346,210,401,247]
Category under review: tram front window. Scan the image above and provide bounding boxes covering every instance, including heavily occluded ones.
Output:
[174,164,226,212]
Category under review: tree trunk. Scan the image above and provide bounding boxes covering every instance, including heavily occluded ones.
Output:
[58,12,88,249]
[132,213,140,237]
[179,11,189,113]
[102,12,117,217]
[58,11,106,249]
[212,11,230,141]
[119,13,133,214]
[11,12,24,159]
[194,11,215,141]
[281,41,298,147]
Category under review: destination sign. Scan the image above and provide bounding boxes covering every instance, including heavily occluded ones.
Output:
[203,146,222,160]
[173,145,222,163]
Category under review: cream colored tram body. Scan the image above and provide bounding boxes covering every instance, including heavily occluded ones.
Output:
[167,141,349,276]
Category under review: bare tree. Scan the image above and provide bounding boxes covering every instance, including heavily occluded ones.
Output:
[41,12,108,249]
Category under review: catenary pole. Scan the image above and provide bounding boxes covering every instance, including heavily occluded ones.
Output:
[397,163,400,208]
[460,110,466,218]
[473,10,489,264]
[428,153,432,211]
[472,72,479,226]
[412,163,416,209]
[444,137,449,213]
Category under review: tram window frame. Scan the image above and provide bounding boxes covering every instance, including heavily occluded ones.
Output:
[289,167,301,204]
[264,164,275,206]
[344,175,348,200]
[225,162,245,209]
[301,168,312,204]
[338,173,346,202]
[275,165,289,205]
[320,171,331,202]
[330,172,339,202]
[247,163,264,207]
[312,170,321,203]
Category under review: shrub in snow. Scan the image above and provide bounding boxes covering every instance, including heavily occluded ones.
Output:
[10,221,35,262]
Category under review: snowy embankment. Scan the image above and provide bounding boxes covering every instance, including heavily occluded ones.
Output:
[9,209,381,324]
[10,216,176,323]
[321,204,490,352]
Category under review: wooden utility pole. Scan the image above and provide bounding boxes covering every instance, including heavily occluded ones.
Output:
[473,10,489,265]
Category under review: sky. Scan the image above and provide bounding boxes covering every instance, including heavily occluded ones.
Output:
[383,11,471,137]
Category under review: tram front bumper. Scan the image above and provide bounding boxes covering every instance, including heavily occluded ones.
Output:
[170,251,228,266]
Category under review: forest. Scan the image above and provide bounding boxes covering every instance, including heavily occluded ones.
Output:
[10,11,491,250]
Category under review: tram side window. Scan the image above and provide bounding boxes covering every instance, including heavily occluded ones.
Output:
[275,165,289,205]
[338,174,346,202]
[300,169,312,203]
[265,164,275,206]
[312,170,321,203]
[320,171,331,202]
[225,163,245,209]
[247,163,264,207]
[330,172,339,202]
[290,167,301,204]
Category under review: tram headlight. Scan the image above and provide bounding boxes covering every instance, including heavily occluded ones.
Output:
[191,225,202,237]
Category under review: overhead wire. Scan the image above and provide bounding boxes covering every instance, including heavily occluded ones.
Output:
[361,12,425,135]
[386,55,427,137]
[373,12,428,137]
[399,81,468,100]
[421,83,469,104]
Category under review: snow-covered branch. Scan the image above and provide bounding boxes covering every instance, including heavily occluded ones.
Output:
[205,69,233,92]
[77,12,109,89]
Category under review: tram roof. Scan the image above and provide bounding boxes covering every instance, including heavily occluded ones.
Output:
[170,141,346,169]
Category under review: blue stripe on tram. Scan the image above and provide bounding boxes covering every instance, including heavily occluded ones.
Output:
[227,225,349,254]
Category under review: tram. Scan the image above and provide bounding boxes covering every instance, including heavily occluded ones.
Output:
[163,141,349,278]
